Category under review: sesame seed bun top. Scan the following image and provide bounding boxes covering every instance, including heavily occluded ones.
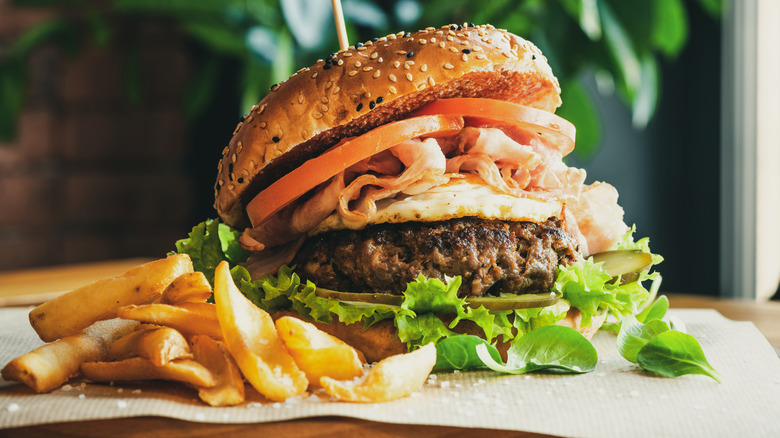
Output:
[214,24,562,228]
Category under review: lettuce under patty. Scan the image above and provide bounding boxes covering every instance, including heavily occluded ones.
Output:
[173,219,660,349]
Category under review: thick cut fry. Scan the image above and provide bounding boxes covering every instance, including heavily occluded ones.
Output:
[189,335,245,406]
[29,254,193,342]
[116,303,222,339]
[81,357,215,388]
[2,319,137,393]
[161,271,213,305]
[213,261,307,401]
[320,343,436,403]
[109,327,193,366]
[275,316,365,386]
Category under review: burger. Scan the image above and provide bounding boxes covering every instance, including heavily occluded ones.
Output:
[191,24,659,363]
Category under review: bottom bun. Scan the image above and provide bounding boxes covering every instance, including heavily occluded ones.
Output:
[272,307,607,363]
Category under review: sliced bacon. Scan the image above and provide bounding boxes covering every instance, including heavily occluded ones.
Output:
[241,237,305,280]
[565,182,628,256]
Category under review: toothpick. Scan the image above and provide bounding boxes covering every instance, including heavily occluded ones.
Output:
[331,0,349,51]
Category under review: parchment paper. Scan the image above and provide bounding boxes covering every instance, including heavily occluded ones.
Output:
[1,307,779,437]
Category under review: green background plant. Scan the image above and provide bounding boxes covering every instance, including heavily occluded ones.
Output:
[1,0,721,159]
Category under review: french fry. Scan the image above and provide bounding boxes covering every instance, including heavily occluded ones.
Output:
[189,335,245,406]
[213,261,308,401]
[275,316,365,386]
[320,343,436,403]
[1,319,137,393]
[29,254,193,342]
[116,303,222,339]
[160,271,213,305]
[108,327,193,366]
[81,357,216,388]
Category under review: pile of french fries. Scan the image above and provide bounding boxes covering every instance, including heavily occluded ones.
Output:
[1,254,436,406]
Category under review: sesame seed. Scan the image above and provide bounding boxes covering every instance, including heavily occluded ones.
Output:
[259,104,267,114]
[228,163,234,176]
[228,183,235,190]
[259,121,267,128]
[418,83,426,90]
[439,42,446,48]
[321,96,329,103]
[449,47,459,53]
[462,48,471,54]
[363,66,373,72]
[270,83,278,90]
[476,53,486,60]
[349,70,358,76]
[323,63,331,70]
[221,146,229,155]
[419,39,426,45]
[320,103,328,111]
[389,85,397,94]
[231,153,237,163]
[298,94,304,103]
[236,141,243,153]
[444,63,454,69]
[372,37,379,42]
[369,101,375,109]
[249,160,256,169]
[397,50,407,55]
[406,72,413,81]
[311,71,318,78]
[371,52,378,59]
[378,57,383,62]
[356,103,363,111]
[373,70,381,78]
[450,24,458,30]
[407,50,415,58]
[237,177,244,184]
[343,52,353,57]
[332,86,341,94]
[404,61,412,69]
[313,112,323,119]
[431,37,437,43]
[337,59,344,66]
[389,74,397,82]
[404,32,411,37]
[462,53,469,61]
[393,60,401,68]
[325,81,333,89]
[376,96,384,103]
[428,77,435,86]
[472,46,483,51]
[447,35,454,41]
[356,42,363,48]
[272,136,280,143]
[532,54,537,60]
[357,46,366,51]
[355,61,362,67]
[421,64,428,72]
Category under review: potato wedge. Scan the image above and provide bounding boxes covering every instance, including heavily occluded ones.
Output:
[320,343,436,403]
[116,303,222,339]
[276,316,365,386]
[161,271,213,305]
[29,254,192,342]
[109,327,193,366]
[2,318,137,393]
[81,357,215,388]
[189,335,245,406]
[213,261,307,401]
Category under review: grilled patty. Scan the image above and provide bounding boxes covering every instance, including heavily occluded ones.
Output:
[292,217,580,297]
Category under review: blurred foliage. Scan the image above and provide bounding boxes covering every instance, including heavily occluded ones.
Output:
[1,0,721,158]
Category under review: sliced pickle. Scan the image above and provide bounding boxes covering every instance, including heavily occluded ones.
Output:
[466,292,560,311]
[316,288,559,311]
[590,250,653,284]
[316,289,403,306]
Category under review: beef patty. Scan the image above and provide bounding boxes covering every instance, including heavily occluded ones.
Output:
[292,217,580,297]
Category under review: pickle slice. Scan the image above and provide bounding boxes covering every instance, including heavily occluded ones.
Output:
[316,288,559,311]
[466,292,560,311]
[590,250,653,284]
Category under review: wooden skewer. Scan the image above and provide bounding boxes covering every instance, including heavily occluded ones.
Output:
[331,0,349,51]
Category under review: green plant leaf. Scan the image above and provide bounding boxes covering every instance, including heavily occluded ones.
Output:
[617,314,670,363]
[271,29,294,85]
[558,0,601,40]
[477,325,598,374]
[599,1,641,102]
[183,21,246,55]
[557,78,602,160]
[281,0,332,50]
[631,51,659,128]
[637,330,723,382]
[636,295,669,323]
[434,335,502,371]
[182,56,219,120]
[0,62,27,141]
[651,0,688,57]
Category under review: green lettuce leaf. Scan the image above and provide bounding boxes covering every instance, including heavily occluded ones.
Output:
[172,219,249,285]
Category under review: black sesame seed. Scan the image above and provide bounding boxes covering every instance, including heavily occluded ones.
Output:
[450,25,457,30]
[462,48,471,54]
[216,184,221,192]
[404,32,411,37]
[272,136,280,143]
[237,177,244,184]
[356,103,363,111]
[372,37,379,42]
[323,63,331,70]
[326,52,335,59]
[407,51,415,58]
[532,54,537,60]
[270,83,278,90]
[228,163,233,173]
[356,42,363,47]
[376,96,384,103]
[369,101,375,110]
[469,22,476,28]
[240,115,246,122]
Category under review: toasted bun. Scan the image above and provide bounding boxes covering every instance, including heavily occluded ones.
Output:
[271,307,606,363]
[214,24,562,228]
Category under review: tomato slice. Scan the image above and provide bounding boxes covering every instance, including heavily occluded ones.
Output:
[413,98,576,155]
[246,114,464,227]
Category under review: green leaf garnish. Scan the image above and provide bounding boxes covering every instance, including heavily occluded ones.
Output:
[637,330,723,382]
[434,335,502,371]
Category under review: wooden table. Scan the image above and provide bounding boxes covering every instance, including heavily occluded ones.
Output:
[1,259,779,437]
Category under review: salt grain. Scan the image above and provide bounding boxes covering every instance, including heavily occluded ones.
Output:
[62,384,73,392]
[78,394,86,400]
[7,403,19,412]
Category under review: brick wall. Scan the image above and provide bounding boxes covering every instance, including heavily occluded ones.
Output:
[0,2,195,270]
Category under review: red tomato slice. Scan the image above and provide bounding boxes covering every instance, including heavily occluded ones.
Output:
[413,98,576,155]
[246,114,464,227]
